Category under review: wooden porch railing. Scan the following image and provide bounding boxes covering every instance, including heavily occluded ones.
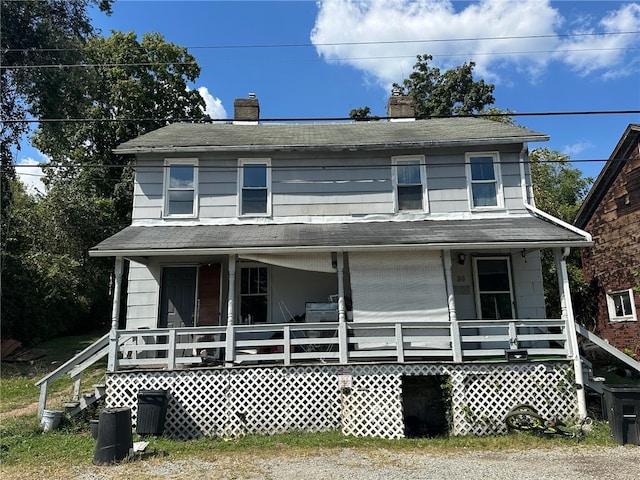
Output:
[107,318,569,371]
[34,333,110,418]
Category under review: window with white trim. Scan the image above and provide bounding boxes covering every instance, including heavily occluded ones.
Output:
[473,257,515,319]
[239,265,268,324]
[466,152,503,209]
[392,156,427,212]
[606,289,637,322]
[164,159,198,217]
[239,159,271,216]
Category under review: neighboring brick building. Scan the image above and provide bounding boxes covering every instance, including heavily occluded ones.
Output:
[575,124,640,357]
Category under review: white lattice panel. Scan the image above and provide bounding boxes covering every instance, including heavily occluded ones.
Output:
[105,361,578,439]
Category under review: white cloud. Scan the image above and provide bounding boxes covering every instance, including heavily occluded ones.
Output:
[311,0,639,86]
[562,141,593,158]
[16,157,47,196]
[556,3,640,77]
[198,86,227,120]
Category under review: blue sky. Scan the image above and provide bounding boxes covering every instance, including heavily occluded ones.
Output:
[16,0,640,195]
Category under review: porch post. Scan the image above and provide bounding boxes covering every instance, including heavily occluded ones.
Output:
[336,252,348,363]
[443,250,462,362]
[110,257,124,331]
[225,254,236,365]
[554,247,587,418]
[107,257,124,372]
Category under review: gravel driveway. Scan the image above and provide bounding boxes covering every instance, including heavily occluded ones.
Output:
[54,446,639,480]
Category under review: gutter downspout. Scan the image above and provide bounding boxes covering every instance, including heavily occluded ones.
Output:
[519,144,587,418]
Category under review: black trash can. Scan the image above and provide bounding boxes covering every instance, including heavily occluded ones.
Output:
[603,384,640,445]
[93,407,133,465]
[136,389,169,436]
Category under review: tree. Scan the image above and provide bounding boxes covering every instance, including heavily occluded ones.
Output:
[33,30,207,221]
[529,148,596,326]
[393,54,495,117]
[1,14,209,342]
[1,0,113,286]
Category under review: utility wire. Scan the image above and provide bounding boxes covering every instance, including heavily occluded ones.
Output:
[9,157,634,171]
[4,30,638,52]
[2,109,639,123]
[2,46,638,70]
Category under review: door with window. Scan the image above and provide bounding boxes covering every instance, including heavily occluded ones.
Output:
[473,257,515,319]
[159,267,197,328]
[239,265,268,323]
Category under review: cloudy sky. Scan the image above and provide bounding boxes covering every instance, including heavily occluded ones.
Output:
[16,0,640,193]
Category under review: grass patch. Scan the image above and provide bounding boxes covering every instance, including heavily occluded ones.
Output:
[0,332,106,414]
[0,419,620,470]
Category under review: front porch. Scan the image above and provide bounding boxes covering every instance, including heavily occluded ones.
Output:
[109,318,568,370]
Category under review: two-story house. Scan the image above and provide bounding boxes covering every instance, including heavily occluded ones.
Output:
[53,95,599,440]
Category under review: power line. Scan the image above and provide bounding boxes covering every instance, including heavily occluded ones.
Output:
[2,110,639,123]
[9,157,634,170]
[4,30,638,53]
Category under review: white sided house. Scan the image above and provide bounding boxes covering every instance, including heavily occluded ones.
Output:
[40,95,635,440]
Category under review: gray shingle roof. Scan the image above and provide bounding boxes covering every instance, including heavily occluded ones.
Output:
[90,216,589,256]
[114,118,548,154]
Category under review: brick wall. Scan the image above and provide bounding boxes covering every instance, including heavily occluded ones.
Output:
[582,147,640,356]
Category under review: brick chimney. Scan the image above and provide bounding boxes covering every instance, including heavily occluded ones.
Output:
[387,89,415,121]
[233,93,260,124]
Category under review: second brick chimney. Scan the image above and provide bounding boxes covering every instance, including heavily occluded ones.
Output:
[233,93,260,124]
[387,90,415,121]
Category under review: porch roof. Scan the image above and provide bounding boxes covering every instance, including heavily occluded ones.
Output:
[90,216,590,257]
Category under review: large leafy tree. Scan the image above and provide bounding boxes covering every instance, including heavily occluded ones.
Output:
[1,16,208,343]
[34,30,207,221]
[1,0,113,269]
[350,54,496,120]
[530,148,596,326]
[392,54,495,118]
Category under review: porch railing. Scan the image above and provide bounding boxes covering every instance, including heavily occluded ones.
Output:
[107,318,569,371]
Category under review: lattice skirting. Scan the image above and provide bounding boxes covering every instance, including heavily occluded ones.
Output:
[105,361,578,440]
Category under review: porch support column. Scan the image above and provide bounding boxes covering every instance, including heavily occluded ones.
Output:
[107,257,124,372]
[443,250,462,362]
[554,247,587,418]
[225,254,237,366]
[336,252,348,363]
[110,257,124,332]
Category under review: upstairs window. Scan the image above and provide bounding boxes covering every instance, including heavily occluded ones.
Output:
[239,159,270,216]
[392,156,427,212]
[164,159,197,216]
[466,153,503,209]
[607,289,637,322]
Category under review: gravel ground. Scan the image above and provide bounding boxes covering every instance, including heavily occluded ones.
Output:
[17,446,638,480]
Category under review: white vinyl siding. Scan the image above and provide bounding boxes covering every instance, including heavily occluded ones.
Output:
[163,158,198,217]
[466,152,503,210]
[349,251,449,323]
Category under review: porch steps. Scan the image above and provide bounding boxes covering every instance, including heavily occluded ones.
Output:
[582,359,605,395]
[63,384,106,418]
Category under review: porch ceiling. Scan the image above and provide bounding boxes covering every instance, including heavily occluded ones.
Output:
[89,216,591,257]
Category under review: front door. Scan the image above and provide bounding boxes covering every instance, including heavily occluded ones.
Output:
[159,267,197,328]
[197,264,221,326]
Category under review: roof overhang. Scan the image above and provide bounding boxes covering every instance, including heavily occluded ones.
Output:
[90,217,592,258]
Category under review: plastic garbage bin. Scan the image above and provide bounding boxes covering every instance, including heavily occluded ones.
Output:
[136,389,169,436]
[602,384,640,445]
[93,407,133,465]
